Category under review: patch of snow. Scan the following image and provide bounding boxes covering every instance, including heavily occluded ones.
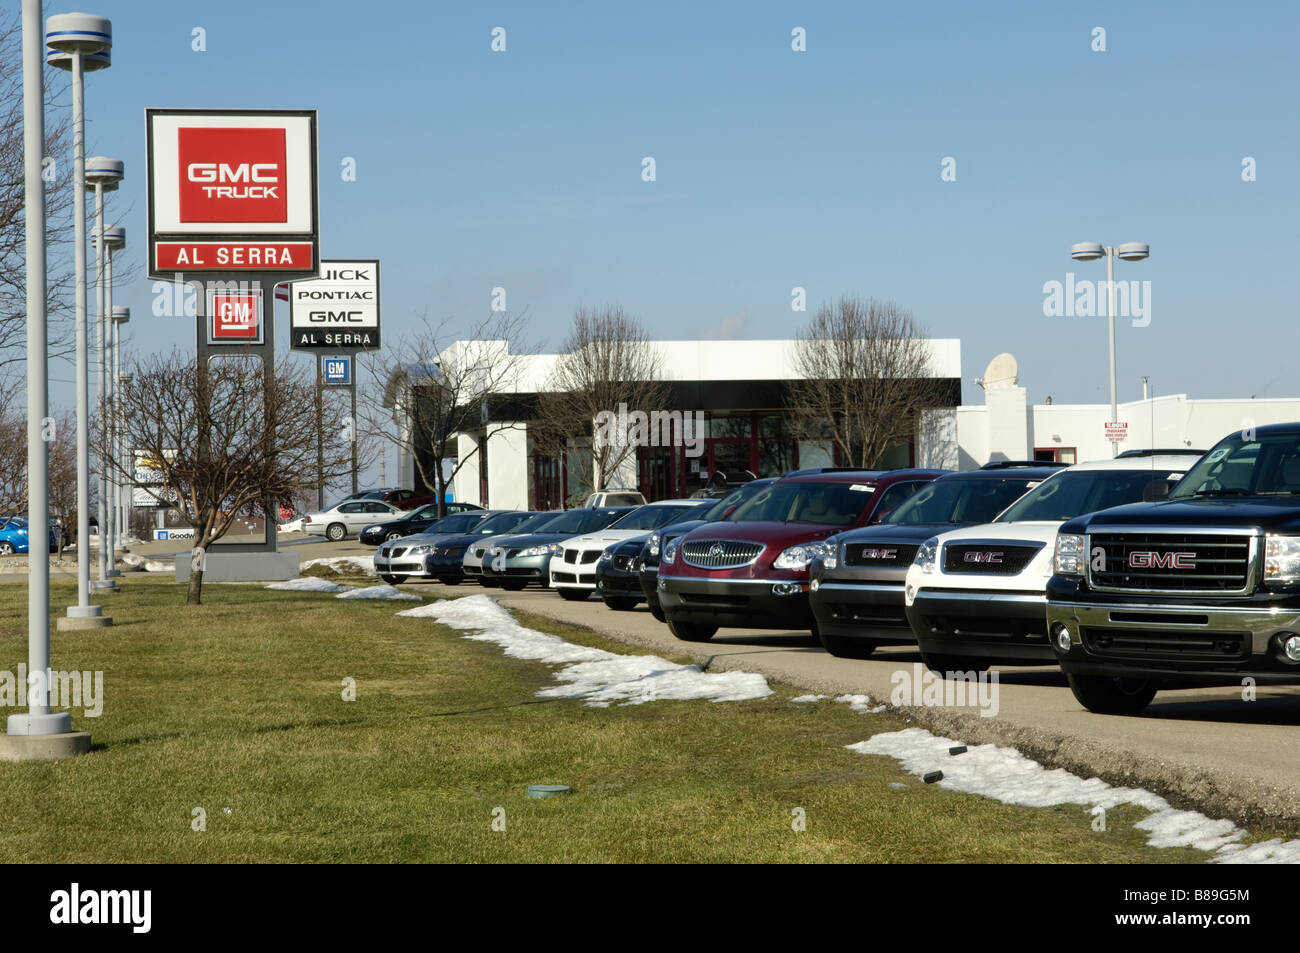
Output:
[401,594,772,707]
[790,694,826,703]
[852,727,1300,862]
[834,693,886,713]
[337,584,419,601]
[267,577,354,593]
[301,556,375,576]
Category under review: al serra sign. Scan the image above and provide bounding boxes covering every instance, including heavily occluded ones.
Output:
[288,260,381,349]
[146,108,319,278]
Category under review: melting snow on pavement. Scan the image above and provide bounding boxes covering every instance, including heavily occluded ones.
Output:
[853,727,1300,863]
[398,594,772,707]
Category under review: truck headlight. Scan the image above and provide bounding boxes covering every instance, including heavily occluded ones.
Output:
[1265,535,1300,584]
[821,541,839,571]
[647,532,662,557]
[912,537,939,574]
[1054,533,1086,577]
[773,542,833,571]
[663,538,680,565]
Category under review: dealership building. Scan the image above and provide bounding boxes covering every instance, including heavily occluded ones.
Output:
[391,341,1300,508]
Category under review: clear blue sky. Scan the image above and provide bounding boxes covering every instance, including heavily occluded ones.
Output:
[49,0,1300,431]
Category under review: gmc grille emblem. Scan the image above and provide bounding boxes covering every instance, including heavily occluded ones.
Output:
[858,548,897,559]
[963,551,1003,563]
[1128,551,1197,569]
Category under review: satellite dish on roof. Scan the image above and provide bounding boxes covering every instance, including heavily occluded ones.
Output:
[979,353,1019,390]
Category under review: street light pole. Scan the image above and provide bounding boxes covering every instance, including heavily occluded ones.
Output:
[113,307,130,543]
[46,14,112,628]
[1070,241,1150,457]
[96,225,124,583]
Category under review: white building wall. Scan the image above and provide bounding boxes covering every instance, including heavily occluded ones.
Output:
[454,432,482,506]
[486,422,529,510]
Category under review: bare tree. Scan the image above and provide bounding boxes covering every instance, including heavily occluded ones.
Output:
[787,296,949,469]
[533,305,667,503]
[358,311,531,518]
[99,350,353,604]
[0,10,76,371]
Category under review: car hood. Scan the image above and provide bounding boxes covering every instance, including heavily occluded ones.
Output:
[1062,497,1300,535]
[487,531,579,549]
[931,521,1063,545]
[835,522,962,545]
[562,528,651,550]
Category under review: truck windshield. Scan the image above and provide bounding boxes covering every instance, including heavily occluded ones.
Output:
[1169,433,1300,498]
[888,476,1039,524]
[994,470,1162,522]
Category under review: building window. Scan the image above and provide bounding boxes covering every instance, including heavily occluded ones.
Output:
[1034,447,1077,464]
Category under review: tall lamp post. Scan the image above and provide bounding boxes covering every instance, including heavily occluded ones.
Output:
[86,158,123,571]
[112,307,130,543]
[94,224,125,584]
[1069,241,1150,457]
[46,12,113,629]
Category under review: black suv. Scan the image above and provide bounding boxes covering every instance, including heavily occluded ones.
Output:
[809,463,1062,658]
[1042,427,1300,714]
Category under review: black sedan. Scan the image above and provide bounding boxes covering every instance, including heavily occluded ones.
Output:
[360,507,492,546]
[594,535,652,610]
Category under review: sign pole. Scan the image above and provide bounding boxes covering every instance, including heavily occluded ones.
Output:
[316,353,325,510]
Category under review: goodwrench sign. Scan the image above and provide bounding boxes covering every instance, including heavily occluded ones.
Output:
[146,109,319,278]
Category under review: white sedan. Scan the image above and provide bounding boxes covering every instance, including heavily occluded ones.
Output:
[303,499,404,542]
[550,499,707,600]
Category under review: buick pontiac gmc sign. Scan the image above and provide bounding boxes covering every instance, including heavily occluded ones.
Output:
[289,260,381,349]
[146,109,319,278]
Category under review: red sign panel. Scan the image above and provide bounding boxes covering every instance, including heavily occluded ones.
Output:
[209,291,262,343]
[155,242,314,271]
[178,127,288,224]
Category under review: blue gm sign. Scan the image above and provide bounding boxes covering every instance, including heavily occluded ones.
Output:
[323,356,352,386]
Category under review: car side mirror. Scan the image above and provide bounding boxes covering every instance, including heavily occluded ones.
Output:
[1142,478,1174,502]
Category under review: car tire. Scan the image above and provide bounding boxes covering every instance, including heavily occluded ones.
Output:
[815,623,877,659]
[384,531,403,542]
[325,523,347,542]
[921,653,991,676]
[0,541,13,556]
[380,574,407,584]
[1067,674,1158,715]
[557,588,589,602]
[650,604,666,623]
[668,620,717,642]
[479,578,499,588]
[438,577,461,586]
[500,580,526,591]
[603,596,639,611]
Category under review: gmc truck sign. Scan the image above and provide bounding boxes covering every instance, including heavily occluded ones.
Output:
[146,109,319,279]
[288,260,381,349]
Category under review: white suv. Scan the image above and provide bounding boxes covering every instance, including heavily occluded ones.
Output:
[903,452,1204,673]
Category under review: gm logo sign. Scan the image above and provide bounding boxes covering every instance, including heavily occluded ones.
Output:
[323,356,352,386]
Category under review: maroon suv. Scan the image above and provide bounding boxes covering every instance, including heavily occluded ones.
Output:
[656,469,946,642]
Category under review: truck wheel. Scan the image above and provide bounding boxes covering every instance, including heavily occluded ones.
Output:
[1067,674,1158,715]
[921,653,990,676]
[558,588,589,602]
[668,620,717,642]
[815,623,877,659]
[602,596,639,611]
[380,574,407,584]
[325,523,347,542]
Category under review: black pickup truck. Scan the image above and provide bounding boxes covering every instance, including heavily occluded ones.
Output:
[1047,423,1300,714]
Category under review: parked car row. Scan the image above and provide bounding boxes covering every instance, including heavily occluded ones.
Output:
[338,425,1300,719]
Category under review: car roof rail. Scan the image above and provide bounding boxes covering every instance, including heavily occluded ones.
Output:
[979,460,1069,469]
[1115,448,1207,458]
[781,466,878,477]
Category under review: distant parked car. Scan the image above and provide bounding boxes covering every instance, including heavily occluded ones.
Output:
[0,517,58,555]
[420,511,543,584]
[359,504,488,546]
[303,499,404,541]
[581,490,646,508]
[479,507,634,590]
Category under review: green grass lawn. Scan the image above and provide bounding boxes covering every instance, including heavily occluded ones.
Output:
[0,578,1212,863]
